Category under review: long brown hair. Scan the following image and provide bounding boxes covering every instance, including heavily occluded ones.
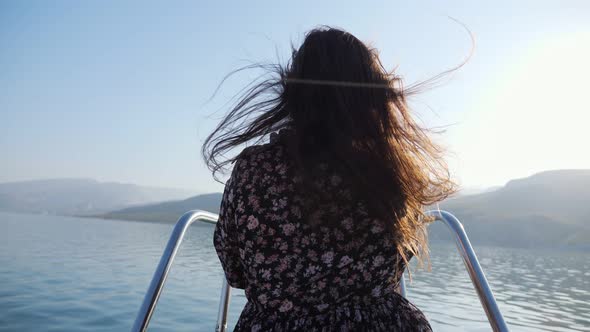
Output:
[203,27,458,267]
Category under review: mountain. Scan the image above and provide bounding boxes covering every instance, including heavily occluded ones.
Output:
[98,169,590,249]
[0,178,194,216]
[432,170,590,248]
[99,193,223,223]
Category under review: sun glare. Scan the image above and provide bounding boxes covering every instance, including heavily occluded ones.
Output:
[457,31,590,187]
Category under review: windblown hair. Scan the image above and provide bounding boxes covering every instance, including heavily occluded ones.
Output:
[203,27,457,267]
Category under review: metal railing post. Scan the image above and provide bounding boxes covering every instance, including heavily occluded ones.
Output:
[215,279,232,332]
[132,210,219,332]
[399,274,407,298]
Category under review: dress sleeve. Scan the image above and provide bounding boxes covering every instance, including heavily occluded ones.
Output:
[213,160,246,289]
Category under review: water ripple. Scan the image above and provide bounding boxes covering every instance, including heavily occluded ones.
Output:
[0,212,588,331]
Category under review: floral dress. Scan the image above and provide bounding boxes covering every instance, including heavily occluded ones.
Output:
[213,131,432,332]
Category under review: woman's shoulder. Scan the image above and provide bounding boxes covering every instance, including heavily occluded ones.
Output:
[235,129,292,166]
[229,130,292,192]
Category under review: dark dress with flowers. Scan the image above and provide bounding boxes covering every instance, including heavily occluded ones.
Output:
[213,132,432,332]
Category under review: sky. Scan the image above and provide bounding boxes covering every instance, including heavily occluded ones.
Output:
[1,0,589,193]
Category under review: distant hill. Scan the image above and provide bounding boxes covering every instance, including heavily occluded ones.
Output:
[99,193,223,222]
[99,170,590,249]
[0,178,194,216]
[433,170,590,248]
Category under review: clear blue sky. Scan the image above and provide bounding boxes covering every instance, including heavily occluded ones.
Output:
[1,0,589,193]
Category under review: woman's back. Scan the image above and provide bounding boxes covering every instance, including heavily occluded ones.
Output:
[213,131,432,331]
[206,26,455,331]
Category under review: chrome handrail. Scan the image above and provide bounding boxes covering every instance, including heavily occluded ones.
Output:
[131,210,222,332]
[133,209,508,332]
[418,210,509,332]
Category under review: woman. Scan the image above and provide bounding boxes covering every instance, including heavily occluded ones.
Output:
[204,27,455,331]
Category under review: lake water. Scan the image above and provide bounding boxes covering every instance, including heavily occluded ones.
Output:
[0,212,588,331]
